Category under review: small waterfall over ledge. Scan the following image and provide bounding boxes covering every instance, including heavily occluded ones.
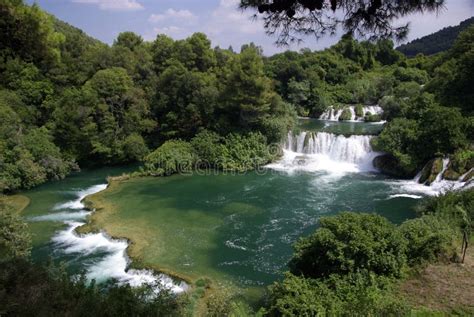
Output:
[266,131,380,174]
[319,105,383,121]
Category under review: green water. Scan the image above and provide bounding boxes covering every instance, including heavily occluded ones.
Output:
[98,171,416,286]
[297,118,384,135]
[22,166,136,267]
[21,165,418,289]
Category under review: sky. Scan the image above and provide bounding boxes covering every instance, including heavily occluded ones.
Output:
[28,0,474,55]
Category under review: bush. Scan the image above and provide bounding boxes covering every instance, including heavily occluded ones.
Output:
[219,132,274,171]
[144,140,196,175]
[0,259,186,317]
[190,130,224,168]
[398,215,457,265]
[338,107,352,121]
[364,112,382,122]
[355,104,364,117]
[289,212,407,279]
[268,272,409,317]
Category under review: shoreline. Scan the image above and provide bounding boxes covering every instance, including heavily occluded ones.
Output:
[0,194,31,214]
[79,176,197,286]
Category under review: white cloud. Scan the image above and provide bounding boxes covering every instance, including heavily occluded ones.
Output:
[149,9,197,23]
[72,0,143,11]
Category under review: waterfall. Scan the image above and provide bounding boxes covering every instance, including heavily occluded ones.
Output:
[394,158,473,198]
[266,131,380,173]
[319,105,383,121]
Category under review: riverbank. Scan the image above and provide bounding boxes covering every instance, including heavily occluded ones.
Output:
[0,194,30,214]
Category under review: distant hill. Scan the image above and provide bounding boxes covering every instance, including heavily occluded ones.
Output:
[397,16,474,56]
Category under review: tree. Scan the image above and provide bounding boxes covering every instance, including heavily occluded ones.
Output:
[289,212,407,279]
[0,205,31,260]
[240,0,444,45]
[0,0,64,67]
[114,32,143,51]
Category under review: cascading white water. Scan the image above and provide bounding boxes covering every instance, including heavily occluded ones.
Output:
[390,158,473,198]
[319,105,383,121]
[266,131,380,174]
[30,184,187,293]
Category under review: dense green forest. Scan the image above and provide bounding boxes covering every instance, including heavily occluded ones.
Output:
[1,0,474,316]
[1,1,472,192]
[397,16,474,56]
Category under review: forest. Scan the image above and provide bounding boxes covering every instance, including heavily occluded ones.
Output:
[397,16,474,56]
[1,0,473,316]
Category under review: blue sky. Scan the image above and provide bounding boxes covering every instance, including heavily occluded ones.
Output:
[29,0,474,55]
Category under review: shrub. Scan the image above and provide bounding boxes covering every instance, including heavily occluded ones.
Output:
[289,212,407,279]
[190,130,224,168]
[355,104,364,117]
[219,132,274,171]
[364,113,382,122]
[144,140,196,175]
[398,215,457,265]
[338,107,352,121]
[268,272,409,317]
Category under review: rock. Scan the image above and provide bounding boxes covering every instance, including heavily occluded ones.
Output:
[462,169,473,182]
[373,154,412,178]
[443,150,474,181]
[442,167,460,181]
[418,158,443,185]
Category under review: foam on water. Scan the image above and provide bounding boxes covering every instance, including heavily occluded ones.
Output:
[267,131,380,174]
[388,159,472,198]
[319,105,383,121]
[30,211,92,222]
[36,184,186,293]
[54,184,108,210]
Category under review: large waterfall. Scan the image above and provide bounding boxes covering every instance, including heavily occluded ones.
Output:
[319,106,383,121]
[266,131,380,173]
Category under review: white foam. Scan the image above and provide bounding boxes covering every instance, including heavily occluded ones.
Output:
[319,105,383,121]
[267,132,380,174]
[387,194,423,199]
[39,184,186,293]
[54,184,108,210]
[388,159,472,198]
[30,211,92,222]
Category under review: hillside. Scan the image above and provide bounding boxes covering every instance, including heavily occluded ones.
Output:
[397,16,474,56]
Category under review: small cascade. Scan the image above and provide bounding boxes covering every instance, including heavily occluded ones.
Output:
[396,158,473,198]
[319,105,383,121]
[266,131,380,173]
[31,184,187,293]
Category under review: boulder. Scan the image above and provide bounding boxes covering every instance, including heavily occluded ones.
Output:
[418,158,443,185]
[373,154,412,178]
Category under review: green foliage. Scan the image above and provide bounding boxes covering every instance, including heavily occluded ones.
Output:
[289,212,407,279]
[398,215,457,265]
[268,271,409,317]
[0,259,186,316]
[373,98,470,177]
[0,205,31,261]
[338,107,352,121]
[371,119,420,175]
[0,0,63,66]
[364,113,382,122]
[397,17,474,56]
[144,140,196,175]
[355,104,364,117]
[394,67,429,84]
